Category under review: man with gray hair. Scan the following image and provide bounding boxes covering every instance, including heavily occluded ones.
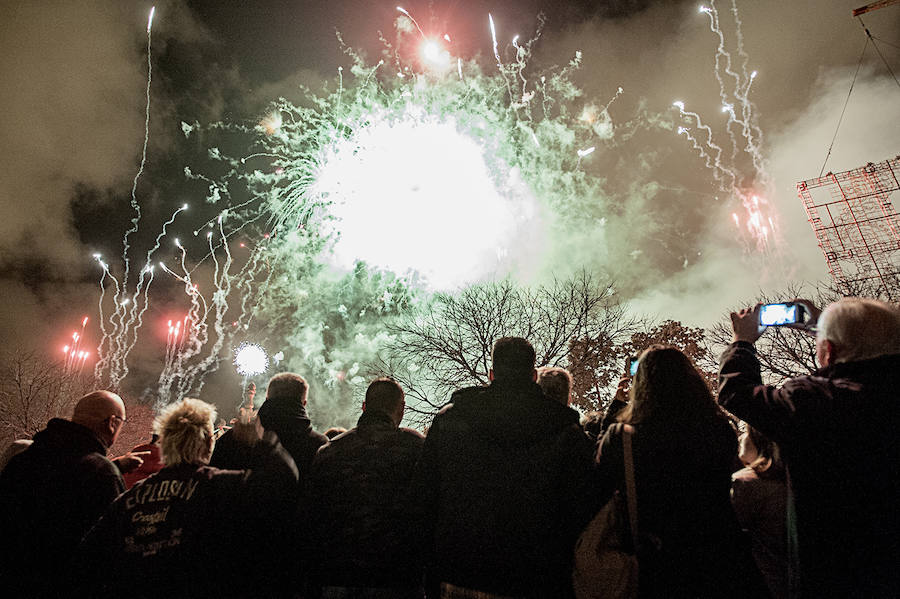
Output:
[719,297,900,598]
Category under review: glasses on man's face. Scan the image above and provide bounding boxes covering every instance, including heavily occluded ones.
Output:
[110,414,128,426]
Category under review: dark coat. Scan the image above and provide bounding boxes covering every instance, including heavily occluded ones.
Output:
[718,342,900,598]
[732,467,789,599]
[0,418,125,598]
[306,410,425,589]
[210,399,326,477]
[413,380,599,598]
[597,420,767,598]
[70,431,298,598]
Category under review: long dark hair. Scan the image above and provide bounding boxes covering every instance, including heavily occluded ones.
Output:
[618,345,722,426]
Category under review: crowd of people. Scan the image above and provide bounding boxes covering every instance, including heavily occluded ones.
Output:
[0,296,897,598]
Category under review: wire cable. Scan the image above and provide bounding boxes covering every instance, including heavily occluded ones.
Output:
[819,37,869,177]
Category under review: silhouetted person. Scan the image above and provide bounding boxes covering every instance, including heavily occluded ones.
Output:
[721,297,900,598]
[414,337,597,598]
[537,366,573,406]
[596,345,767,598]
[211,372,326,476]
[210,373,323,596]
[732,426,788,599]
[0,390,128,597]
[71,397,297,598]
[307,378,425,598]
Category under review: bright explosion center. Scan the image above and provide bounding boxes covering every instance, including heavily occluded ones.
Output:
[314,110,541,289]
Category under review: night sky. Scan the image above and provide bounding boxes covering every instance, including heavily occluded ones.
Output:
[0,0,898,412]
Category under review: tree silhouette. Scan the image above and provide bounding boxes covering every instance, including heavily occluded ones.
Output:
[375,272,637,425]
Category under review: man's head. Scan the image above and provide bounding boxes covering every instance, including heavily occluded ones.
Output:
[363,378,405,426]
[816,297,900,367]
[537,366,572,406]
[258,372,309,431]
[489,337,537,384]
[266,372,308,405]
[71,390,127,448]
[155,398,217,466]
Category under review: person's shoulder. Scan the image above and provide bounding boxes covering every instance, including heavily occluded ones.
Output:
[396,426,426,448]
[544,395,582,427]
[212,428,239,451]
[441,385,490,414]
[731,466,758,483]
[450,383,483,400]
[398,426,425,440]
[79,450,120,476]
[779,372,834,406]
[314,428,355,454]
[309,428,329,446]
[597,422,632,455]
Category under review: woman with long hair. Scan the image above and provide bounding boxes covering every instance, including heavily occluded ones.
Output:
[595,345,768,598]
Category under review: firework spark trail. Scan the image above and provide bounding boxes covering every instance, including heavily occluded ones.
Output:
[163,318,182,375]
[97,201,186,390]
[155,218,274,406]
[180,218,237,398]
[700,3,741,160]
[488,14,517,105]
[118,203,188,359]
[671,3,779,254]
[673,101,735,189]
[157,241,211,405]
[702,2,767,179]
[396,6,426,39]
[677,126,724,182]
[489,14,501,67]
[118,6,156,309]
[730,0,751,87]
[62,317,90,374]
[93,258,121,384]
[728,0,766,165]
[114,264,156,385]
[93,7,167,391]
[603,86,625,113]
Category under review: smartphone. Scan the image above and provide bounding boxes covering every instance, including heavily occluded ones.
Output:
[759,302,806,327]
[628,356,639,376]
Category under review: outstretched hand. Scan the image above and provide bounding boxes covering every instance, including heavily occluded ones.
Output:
[231,406,261,446]
[730,303,765,345]
[114,451,152,473]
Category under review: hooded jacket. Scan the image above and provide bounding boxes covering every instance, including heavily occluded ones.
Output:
[0,418,124,597]
[210,398,326,477]
[719,342,900,598]
[413,379,599,598]
[208,397,321,595]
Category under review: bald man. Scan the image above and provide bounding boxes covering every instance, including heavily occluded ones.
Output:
[0,390,128,597]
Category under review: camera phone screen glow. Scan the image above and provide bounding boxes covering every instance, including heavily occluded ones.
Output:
[760,304,797,326]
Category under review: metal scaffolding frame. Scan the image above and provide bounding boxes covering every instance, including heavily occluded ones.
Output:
[797,156,900,300]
